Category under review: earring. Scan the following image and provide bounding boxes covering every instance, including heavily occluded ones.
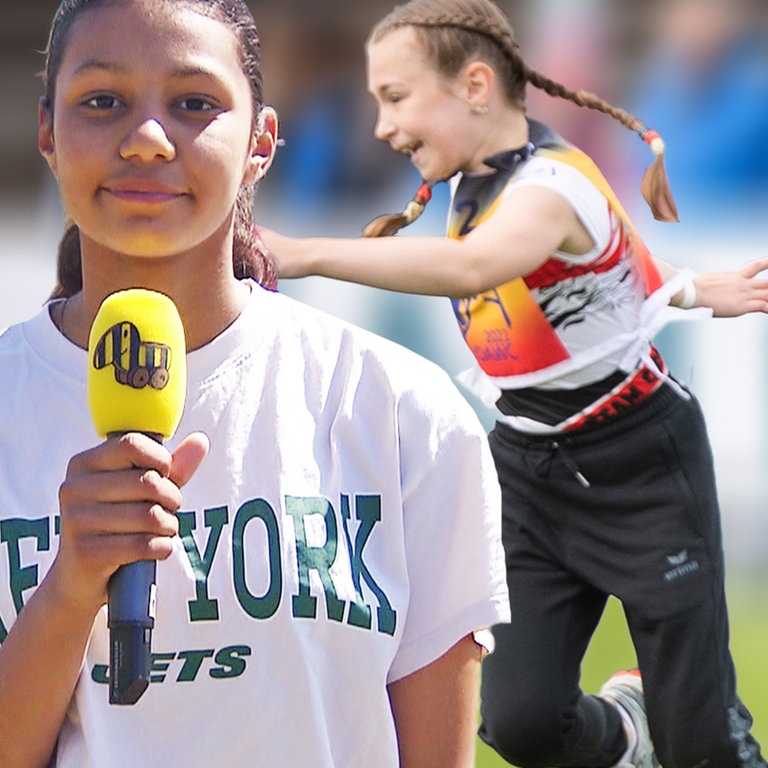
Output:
[471,105,489,116]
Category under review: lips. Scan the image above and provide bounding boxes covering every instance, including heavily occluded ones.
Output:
[398,140,422,158]
[103,178,186,204]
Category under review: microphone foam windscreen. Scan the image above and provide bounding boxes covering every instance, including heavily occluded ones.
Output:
[87,289,187,439]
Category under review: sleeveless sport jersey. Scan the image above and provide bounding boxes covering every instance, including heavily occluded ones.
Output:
[449,121,703,432]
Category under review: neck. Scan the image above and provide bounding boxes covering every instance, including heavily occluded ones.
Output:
[468,108,530,173]
[58,242,250,352]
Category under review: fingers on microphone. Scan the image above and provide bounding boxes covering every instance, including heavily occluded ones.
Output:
[70,433,174,476]
[170,432,210,488]
[61,466,183,511]
[73,530,177,573]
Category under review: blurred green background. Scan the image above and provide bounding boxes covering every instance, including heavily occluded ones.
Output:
[475,583,768,767]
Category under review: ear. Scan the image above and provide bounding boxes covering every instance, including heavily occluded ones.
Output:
[463,60,495,111]
[38,97,58,176]
[245,106,278,184]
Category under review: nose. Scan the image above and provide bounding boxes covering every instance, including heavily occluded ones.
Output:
[373,108,396,143]
[119,117,176,162]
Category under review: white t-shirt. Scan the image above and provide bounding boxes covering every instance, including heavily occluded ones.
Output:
[0,282,509,768]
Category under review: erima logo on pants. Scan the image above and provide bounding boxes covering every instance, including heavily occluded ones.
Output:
[663,549,700,582]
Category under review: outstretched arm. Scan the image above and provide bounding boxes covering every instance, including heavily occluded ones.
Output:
[659,257,768,317]
[388,634,483,768]
[262,186,589,298]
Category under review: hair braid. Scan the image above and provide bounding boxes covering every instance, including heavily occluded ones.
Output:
[524,70,640,133]
[364,0,678,238]
[522,67,677,222]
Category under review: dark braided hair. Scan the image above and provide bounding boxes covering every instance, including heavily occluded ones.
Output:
[363,0,677,237]
[42,0,278,299]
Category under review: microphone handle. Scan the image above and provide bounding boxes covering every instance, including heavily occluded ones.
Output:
[107,431,162,706]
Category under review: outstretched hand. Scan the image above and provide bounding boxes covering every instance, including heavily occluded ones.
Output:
[695,258,768,318]
[257,226,311,280]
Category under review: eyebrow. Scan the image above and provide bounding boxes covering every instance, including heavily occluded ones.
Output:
[370,83,403,98]
[71,59,225,82]
[72,59,124,77]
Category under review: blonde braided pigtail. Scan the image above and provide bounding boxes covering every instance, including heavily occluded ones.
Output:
[363,182,434,238]
[636,128,678,223]
[524,68,679,222]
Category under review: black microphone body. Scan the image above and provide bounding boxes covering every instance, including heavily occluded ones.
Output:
[107,430,162,705]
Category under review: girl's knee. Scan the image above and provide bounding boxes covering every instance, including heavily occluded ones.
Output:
[479,698,568,766]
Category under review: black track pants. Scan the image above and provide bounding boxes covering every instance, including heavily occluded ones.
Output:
[479,385,765,768]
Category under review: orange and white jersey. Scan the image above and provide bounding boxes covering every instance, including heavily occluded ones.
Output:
[449,122,702,427]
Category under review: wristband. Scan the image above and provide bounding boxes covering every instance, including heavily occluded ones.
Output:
[678,276,697,309]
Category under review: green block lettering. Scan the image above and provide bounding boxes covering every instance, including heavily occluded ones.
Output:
[233,499,282,619]
[176,649,214,682]
[287,496,344,622]
[211,645,251,679]
[178,506,228,621]
[150,652,176,683]
[343,495,396,636]
[340,495,372,630]
[1,518,50,614]
[91,664,109,685]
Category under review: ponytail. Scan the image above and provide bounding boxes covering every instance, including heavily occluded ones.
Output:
[49,221,82,300]
[232,186,279,289]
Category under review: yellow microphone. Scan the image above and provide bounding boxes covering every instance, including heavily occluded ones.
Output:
[87,288,186,705]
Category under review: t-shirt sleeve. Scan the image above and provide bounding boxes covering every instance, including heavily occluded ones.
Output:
[387,365,510,683]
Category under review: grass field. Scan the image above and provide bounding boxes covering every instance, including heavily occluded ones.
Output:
[475,575,768,767]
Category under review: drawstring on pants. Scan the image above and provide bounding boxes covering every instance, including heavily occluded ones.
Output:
[550,441,591,488]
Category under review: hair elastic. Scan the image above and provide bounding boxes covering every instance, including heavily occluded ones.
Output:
[640,128,665,158]
[363,181,433,237]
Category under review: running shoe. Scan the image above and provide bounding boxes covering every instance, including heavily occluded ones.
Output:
[599,669,660,768]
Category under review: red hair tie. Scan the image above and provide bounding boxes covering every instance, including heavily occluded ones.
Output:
[363,181,434,238]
